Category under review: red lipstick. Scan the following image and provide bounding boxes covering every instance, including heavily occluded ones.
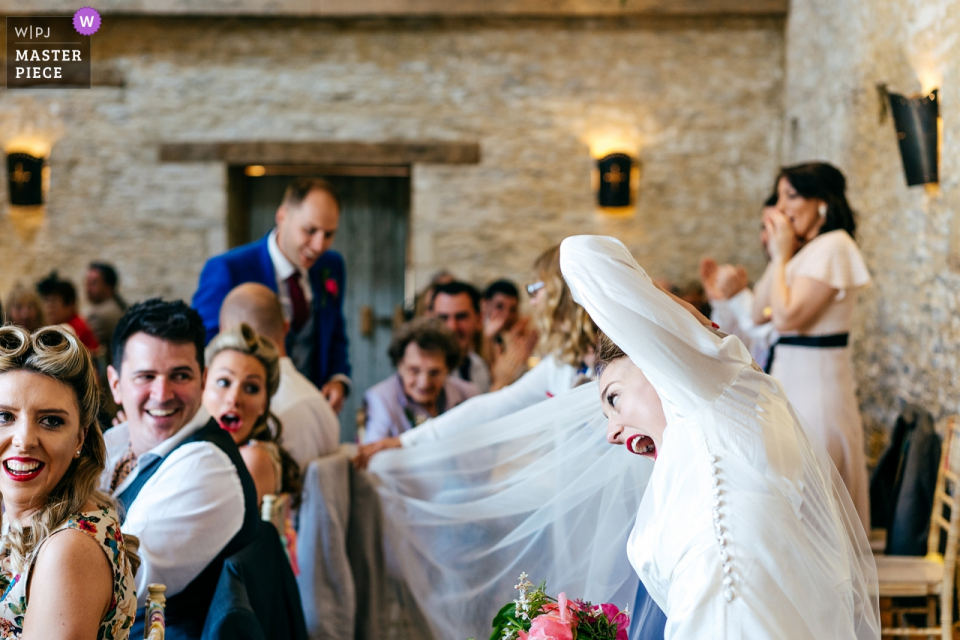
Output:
[3,457,45,482]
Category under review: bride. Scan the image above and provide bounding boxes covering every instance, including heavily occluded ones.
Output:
[561,235,879,639]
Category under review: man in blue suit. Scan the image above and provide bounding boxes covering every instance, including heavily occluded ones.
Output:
[192,177,351,412]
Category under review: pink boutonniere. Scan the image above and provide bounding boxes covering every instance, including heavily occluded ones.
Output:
[325,278,339,297]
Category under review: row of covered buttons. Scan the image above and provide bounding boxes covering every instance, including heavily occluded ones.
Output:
[710,453,735,602]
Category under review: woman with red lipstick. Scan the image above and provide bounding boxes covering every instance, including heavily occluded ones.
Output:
[202,324,301,508]
[0,325,136,639]
[561,235,878,640]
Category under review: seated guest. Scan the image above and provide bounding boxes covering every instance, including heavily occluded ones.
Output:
[36,271,100,352]
[85,262,128,357]
[103,299,259,638]
[4,285,45,332]
[481,279,538,391]
[363,317,479,443]
[0,325,136,638]
[202,323,302,507]
[429,281,491,392]
[218,283,340,468]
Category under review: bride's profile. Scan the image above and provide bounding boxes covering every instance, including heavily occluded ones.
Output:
[560,235,879,639]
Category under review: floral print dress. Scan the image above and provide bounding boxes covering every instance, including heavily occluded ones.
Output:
[0,505,137,639]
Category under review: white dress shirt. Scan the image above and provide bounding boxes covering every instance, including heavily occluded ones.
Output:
[101,408,245,608]
[709,288,778,370]
[450,351,492,393]
[267,228,351,392]
[272,356,341,469]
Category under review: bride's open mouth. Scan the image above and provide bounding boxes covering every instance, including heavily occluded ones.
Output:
[218,411,243,433]
[626,433,656,459]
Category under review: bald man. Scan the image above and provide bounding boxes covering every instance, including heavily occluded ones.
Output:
[220,283,341,467]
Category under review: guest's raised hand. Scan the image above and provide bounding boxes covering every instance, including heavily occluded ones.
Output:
[483,304,510,339]
[715,264,749,300]
[699,257,724,301]
[490,317,538,391]
[764,210,798,262]
[321,380,347,413]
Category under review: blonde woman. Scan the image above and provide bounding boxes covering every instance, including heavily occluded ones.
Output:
[202,324,302,508]
[0,326,136,639]
[354,244,600,466]
[4,287,45,333]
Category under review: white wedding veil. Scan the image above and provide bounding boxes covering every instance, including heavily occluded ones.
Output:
[559,235,880,639]
[368,380,651,639]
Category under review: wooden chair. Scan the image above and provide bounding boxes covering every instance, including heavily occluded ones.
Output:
[877,416,960,640]
[144,583,166,640]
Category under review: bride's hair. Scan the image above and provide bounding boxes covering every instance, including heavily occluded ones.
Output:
[532,245,598,367]
[594,331,627,376]
[0,325,110,572]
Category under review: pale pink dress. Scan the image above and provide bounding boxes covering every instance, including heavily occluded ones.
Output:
[769,229,872,530]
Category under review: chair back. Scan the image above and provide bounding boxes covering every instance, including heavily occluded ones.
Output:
[924,415,960,629]
[261,494,288,533]
[144,583,166,640]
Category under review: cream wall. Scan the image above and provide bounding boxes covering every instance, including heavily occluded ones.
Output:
[0,16,785,304]
[783,0,960,451]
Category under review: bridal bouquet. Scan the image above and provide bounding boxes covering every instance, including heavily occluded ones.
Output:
[486,573,629,640]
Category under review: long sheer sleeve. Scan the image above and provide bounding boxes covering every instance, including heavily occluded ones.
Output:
[560,236,752,421]
[399,357,572,447]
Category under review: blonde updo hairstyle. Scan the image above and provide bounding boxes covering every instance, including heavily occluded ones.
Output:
[204,324,301,505]
[0,326,109,572]
[532,245,598,368]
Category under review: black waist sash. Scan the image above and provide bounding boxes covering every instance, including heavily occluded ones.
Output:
[763,332,850,374]
[120,418,260,638]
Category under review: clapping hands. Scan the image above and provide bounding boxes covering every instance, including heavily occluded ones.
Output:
[699,258,749,302]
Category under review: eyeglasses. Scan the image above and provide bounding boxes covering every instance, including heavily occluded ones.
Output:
[526,281,545,297]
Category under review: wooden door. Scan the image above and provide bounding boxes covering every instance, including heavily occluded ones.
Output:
[245,171,410,442]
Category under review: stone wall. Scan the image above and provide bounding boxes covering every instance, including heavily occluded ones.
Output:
[783,0,960,452]
[0,16,785,307]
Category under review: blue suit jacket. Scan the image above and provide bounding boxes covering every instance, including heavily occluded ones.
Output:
[192,234,351,388]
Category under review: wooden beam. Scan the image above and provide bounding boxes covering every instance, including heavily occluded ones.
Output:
[159,141,481,165]
[0,0,787,16]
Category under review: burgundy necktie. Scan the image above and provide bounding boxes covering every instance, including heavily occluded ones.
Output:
[287,272,309,333]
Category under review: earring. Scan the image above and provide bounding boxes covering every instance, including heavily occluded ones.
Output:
[75,450,81,458]
[817,203,827,218]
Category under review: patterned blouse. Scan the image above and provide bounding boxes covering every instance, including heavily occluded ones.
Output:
[0,505,137,639]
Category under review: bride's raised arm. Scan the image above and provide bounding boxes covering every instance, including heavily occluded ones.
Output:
[560,235,753,420]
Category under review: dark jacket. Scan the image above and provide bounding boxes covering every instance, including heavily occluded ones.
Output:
[191,233,351,388]
[870,404,941,556]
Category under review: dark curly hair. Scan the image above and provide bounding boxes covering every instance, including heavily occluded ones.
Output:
[776,162,857,240]
[112,298,206,372]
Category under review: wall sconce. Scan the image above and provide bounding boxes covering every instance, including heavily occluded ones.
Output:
[592,152,640,217]
[887,89,939,186]
[4,136,53,241]
[7,153,44,205]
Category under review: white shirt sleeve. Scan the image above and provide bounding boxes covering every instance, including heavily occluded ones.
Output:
[120,442,245,607]
[399,358,559,447]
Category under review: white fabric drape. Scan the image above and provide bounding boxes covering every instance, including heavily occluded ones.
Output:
[560,235,880,640]
[369,382,650,639]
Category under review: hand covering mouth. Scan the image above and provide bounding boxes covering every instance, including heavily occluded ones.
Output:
[218,411,243,433]
[626,433,657,458]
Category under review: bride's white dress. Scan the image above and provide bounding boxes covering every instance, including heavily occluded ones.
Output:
[560,236,879,640]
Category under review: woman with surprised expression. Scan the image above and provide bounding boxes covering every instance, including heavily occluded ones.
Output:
[202,324,301,509]
[561,235,878,640]
[0,326,136,639]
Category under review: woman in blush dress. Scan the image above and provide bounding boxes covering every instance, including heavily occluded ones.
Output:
[751,162,872,530]
[561,235,878,640]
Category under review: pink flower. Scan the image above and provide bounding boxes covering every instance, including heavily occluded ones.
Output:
[599,603,630,640]
[518,593,578,640]
[324,278,339,297]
